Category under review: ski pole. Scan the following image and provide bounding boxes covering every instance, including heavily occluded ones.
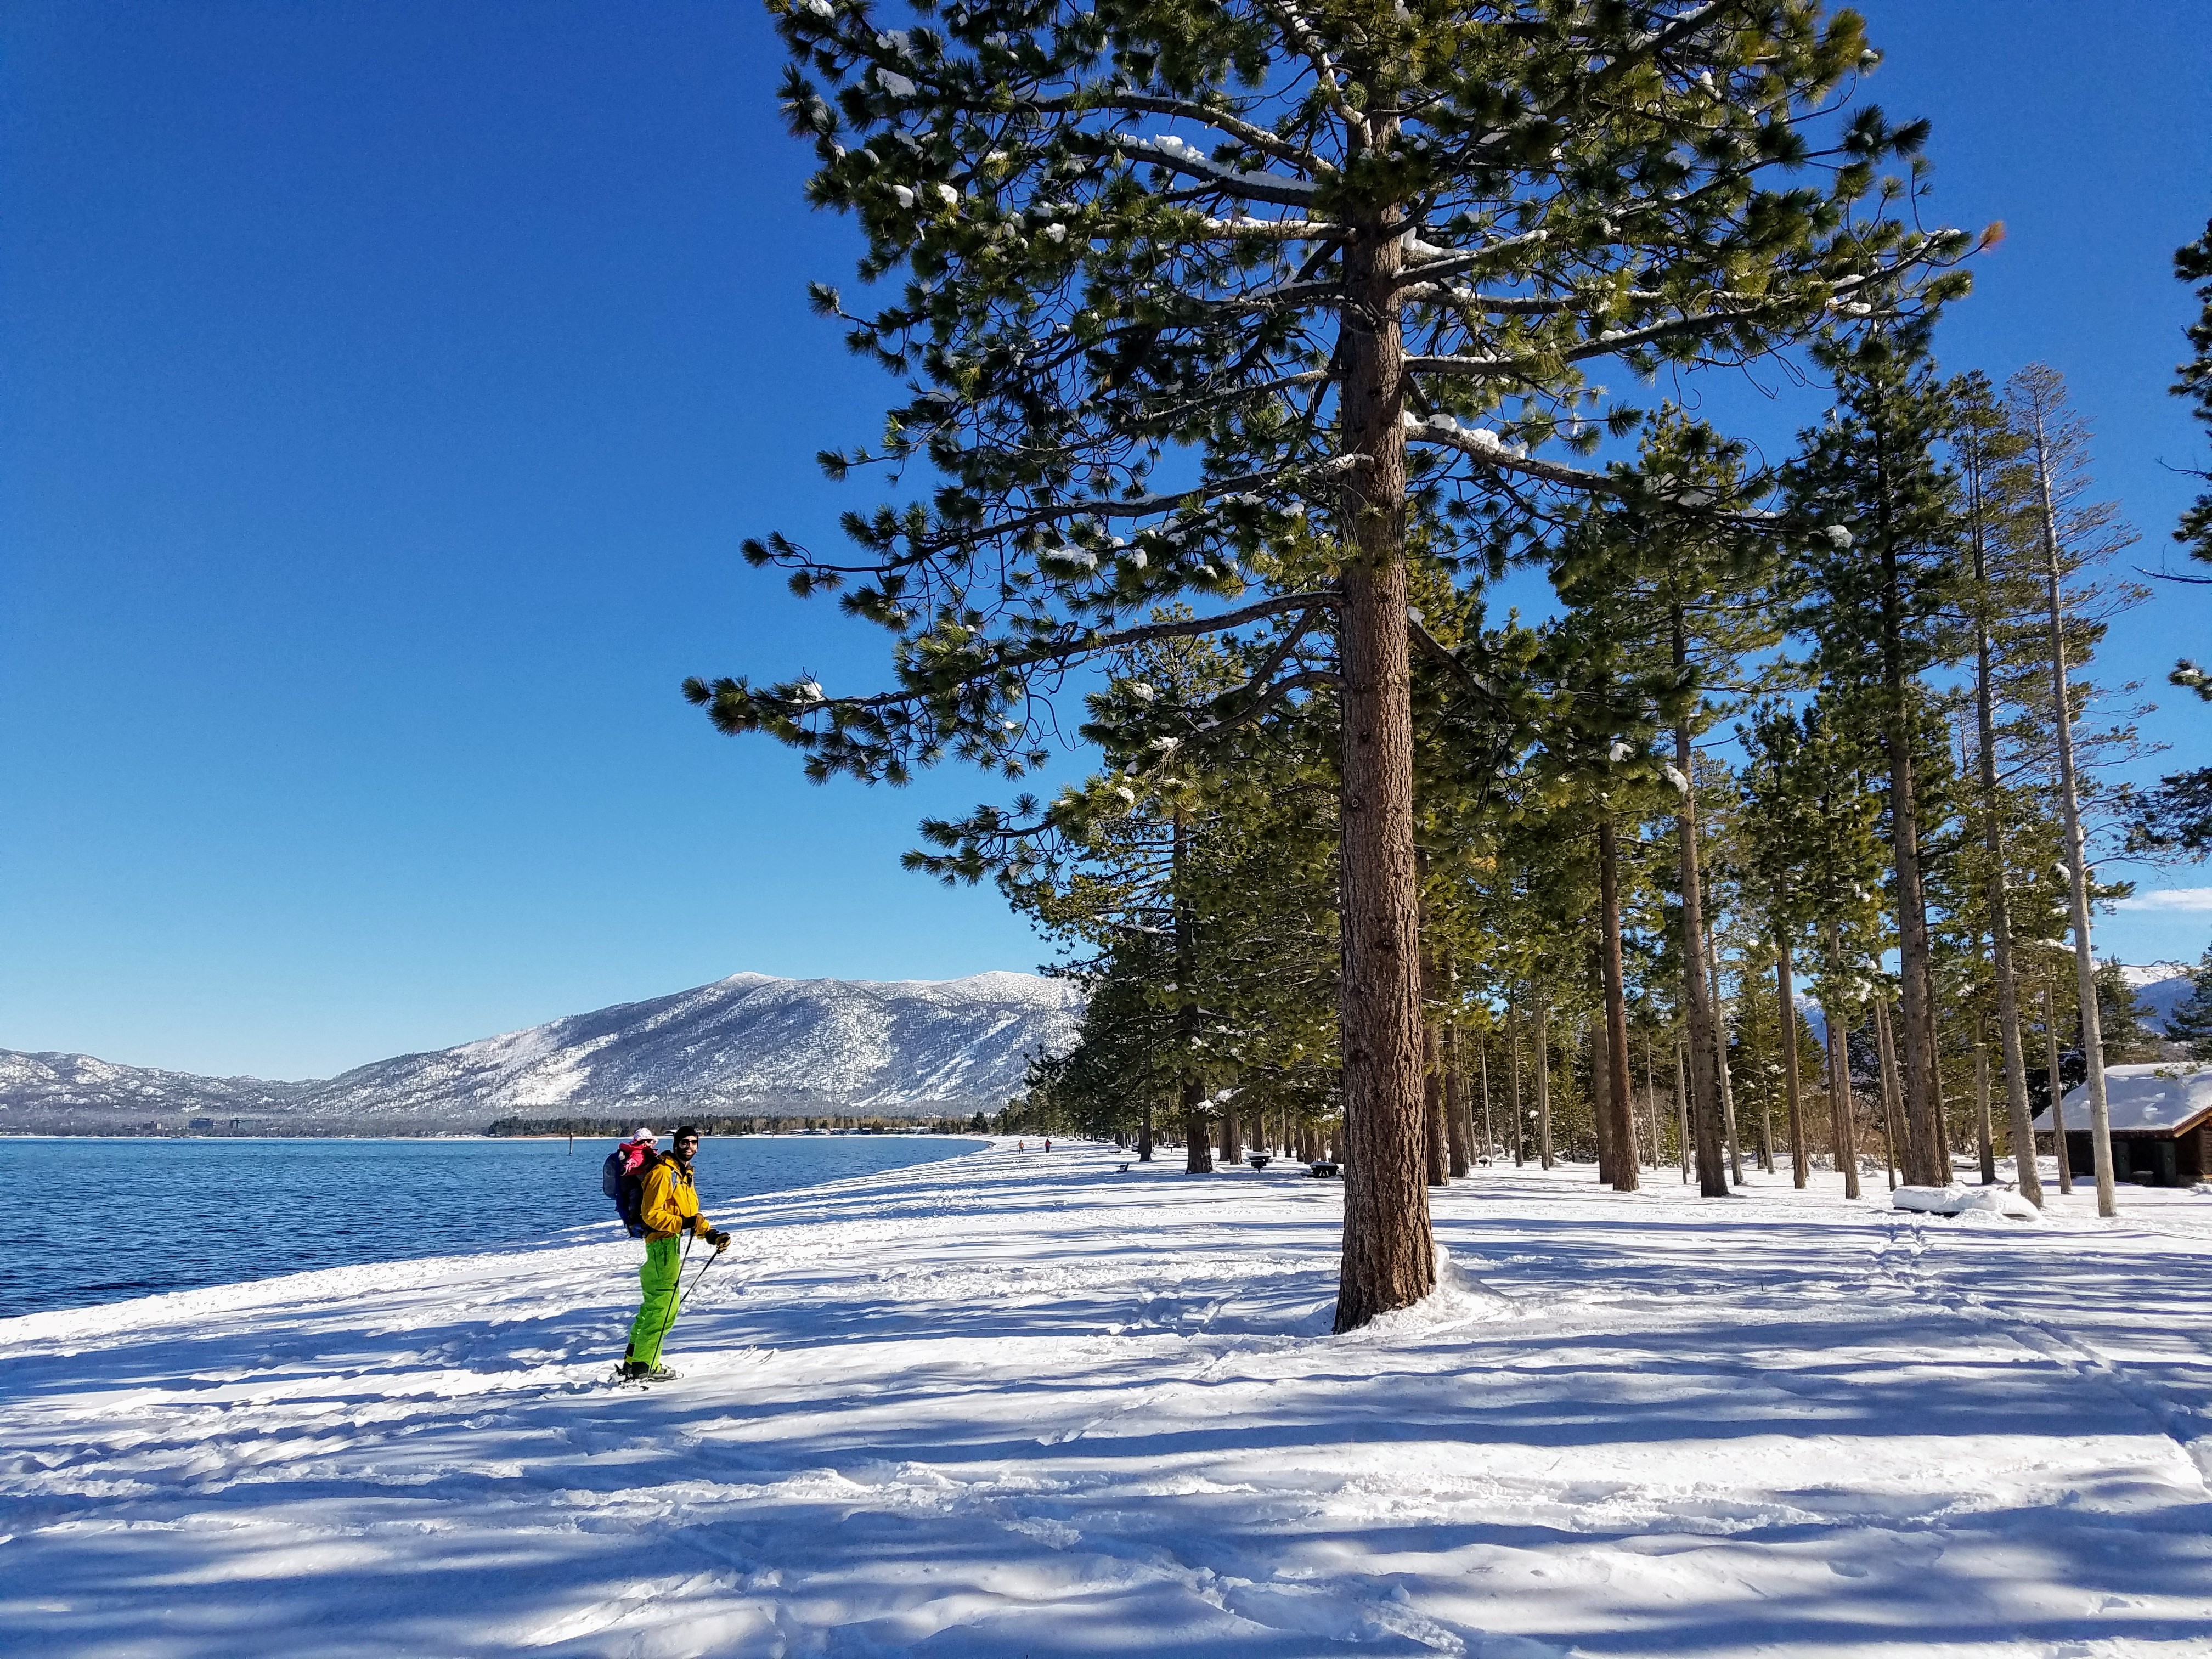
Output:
[675,1249,720,1313]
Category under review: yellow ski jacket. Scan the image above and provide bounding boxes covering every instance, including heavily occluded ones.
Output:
[638,1157,713,1242]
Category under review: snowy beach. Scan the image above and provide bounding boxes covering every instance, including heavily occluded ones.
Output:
[4,1142,2210,1657]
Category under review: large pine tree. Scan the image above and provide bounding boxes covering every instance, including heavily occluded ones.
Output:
[695,0,1970,1325]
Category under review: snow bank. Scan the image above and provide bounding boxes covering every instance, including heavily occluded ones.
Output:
[1893,1183,2043,1220]
[5,1144,2211,1656]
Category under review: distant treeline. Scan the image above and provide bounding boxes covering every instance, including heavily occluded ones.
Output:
[484,1113,993,1139]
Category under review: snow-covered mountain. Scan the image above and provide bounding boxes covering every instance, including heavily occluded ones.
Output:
[2120,962,2194,1034]
[0,972,1084,1133]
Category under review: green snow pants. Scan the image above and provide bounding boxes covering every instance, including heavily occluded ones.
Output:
[626,1236,683,1367]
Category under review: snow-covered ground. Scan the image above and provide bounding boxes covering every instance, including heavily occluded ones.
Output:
[5,1143,2210,1657]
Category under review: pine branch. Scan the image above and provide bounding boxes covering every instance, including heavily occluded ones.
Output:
[1109,137,1320,207]
[1034,92,1329,176]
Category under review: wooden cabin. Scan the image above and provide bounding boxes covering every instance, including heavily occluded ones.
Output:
[2032,1062,2212,1188]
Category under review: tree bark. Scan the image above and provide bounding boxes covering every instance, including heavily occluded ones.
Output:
[1331,204,1434,1329]
[1597,819,1641,1190]
[1778,933,1809,1188]
[1218,1101,1242,1167]
[1138,1100,1154,1163]
[1673,669,1730,1195]
[1182,1077,1214,1173]
[1591,1005,1616,1184]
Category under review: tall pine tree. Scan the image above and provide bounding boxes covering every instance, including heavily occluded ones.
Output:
[696,0,1972,1324]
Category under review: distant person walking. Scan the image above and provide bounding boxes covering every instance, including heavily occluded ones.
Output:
[620,1125,727,1383]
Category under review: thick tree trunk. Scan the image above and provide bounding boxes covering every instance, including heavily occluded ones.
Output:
[1673,674,1730,1196]
[1778,934,1809,1188]
[1597,819,1640,1190]
[1182,1077,1214,1174]
[1330,207,1432,1330]
[1591,1007,1616,1184]
[1138,1100,1154,1163]
[1219,1103,1242,1167]
[2041,983,2073,1195]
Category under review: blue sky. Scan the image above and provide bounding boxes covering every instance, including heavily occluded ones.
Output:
[3,2,2209,1077]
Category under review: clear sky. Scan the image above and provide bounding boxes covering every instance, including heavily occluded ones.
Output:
[3,1,2209,1079]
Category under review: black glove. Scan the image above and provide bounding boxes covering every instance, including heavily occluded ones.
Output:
[708,1230,731,1252]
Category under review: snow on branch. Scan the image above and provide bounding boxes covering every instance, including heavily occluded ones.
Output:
[1110,136,1320,208]
[1035,92,1329,176]
[1403,418,1628,494]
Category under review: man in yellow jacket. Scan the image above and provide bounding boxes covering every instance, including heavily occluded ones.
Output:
[620,1124,728,1382]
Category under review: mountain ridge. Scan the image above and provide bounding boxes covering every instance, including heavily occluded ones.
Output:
[0,971,1082,1133]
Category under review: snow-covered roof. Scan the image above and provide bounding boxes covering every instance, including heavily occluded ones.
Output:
[2034,1062,2212,1135]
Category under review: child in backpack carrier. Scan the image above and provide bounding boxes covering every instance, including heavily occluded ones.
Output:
[601,1130,660,1237]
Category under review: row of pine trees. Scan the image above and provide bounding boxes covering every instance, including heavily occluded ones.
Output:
[701,0,2212,1326]
[1003,353,2168,1221]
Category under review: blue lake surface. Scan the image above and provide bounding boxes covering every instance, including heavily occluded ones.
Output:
[0,1135,986,1319]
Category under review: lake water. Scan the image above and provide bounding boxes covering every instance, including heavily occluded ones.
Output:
[0,1135,986,1319]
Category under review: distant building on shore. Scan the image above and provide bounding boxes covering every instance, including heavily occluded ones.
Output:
[2034,1063,2212,1188]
